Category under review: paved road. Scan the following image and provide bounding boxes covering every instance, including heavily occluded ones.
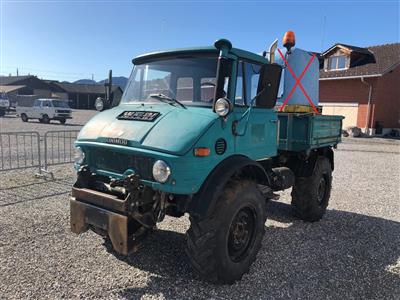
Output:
[0,138,399,299]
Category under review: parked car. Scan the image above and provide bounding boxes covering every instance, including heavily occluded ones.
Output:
[16,98,72,124]
[0,92,10,117]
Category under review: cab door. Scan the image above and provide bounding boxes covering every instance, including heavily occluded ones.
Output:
[233,61,278,160]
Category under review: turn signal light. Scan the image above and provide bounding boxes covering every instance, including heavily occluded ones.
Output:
[194,147,210,157]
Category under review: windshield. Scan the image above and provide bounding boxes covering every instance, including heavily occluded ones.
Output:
[52,100,70,108]
[121,56,229,106]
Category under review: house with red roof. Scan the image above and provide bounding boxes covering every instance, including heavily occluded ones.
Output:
[319,43,400,135]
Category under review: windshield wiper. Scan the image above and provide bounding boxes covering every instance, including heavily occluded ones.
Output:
[149,93,186,109]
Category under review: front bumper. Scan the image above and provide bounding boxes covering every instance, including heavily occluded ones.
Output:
[70,187,137,255]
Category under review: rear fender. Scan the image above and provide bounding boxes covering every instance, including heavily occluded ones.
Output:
[187,155,271,219]
[288,147,334,178]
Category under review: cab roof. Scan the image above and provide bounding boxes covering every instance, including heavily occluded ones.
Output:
[132,45,268,65]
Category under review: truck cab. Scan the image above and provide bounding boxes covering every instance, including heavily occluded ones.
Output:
[71,37,343,284]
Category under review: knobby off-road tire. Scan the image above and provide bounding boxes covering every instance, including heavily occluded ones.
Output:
[186,180,266,284]
[291,156,332,222]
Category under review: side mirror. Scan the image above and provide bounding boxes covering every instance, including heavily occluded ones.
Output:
[256,63,282,108]
[95,97,110,111]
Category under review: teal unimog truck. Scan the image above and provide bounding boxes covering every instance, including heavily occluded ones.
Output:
[71,33,343,283]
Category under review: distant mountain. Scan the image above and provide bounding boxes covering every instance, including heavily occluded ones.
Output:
[74,79,97,85]
[73,76,128,90]
[98,76,129,90]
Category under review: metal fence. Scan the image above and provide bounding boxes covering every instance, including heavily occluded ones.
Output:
[0,130,80,176]
[0,131,41,172]
[42,130,80,170]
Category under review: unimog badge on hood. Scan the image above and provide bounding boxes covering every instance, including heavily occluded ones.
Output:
[106,137,128,146]
[117,111,160,121]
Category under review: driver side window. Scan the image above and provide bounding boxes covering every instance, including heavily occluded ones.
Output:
[245,63,261,104]
[235,62,245,106]
[235,61,262,106]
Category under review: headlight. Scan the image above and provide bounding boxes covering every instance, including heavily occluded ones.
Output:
[215,98,231,117]
[95,97,104,111]
[152,160,171,183]
[74,147,85,164]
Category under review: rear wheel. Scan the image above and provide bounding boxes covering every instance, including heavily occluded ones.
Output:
[59,118,66,124]
[186,180,266,284]
[291,156,332,222]
[0,110,5,117]
[21,113,28,122]
[41,114,50,124]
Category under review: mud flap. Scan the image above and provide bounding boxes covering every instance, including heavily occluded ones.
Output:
[70,198,134,255]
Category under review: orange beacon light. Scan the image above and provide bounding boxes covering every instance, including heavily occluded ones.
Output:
[283,31,296,52]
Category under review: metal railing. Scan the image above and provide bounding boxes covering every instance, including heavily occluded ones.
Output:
[0,131,41,172]
[0,130,80,177]
[42,130,80,170]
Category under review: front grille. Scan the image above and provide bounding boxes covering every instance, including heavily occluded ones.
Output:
[56,110,70,113]
[89,148,154,180]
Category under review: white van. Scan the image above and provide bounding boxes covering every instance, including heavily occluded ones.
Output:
[16,98,72,124]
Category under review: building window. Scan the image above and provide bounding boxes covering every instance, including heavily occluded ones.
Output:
[327,56,347,70]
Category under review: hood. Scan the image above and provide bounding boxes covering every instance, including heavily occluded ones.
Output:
[78,103,218,155]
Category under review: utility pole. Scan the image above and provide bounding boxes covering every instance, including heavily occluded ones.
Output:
[320,15,327,52]
[92,74,94,83]
[16,68,19,76]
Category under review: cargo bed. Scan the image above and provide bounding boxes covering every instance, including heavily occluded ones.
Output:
[278,113,344,152]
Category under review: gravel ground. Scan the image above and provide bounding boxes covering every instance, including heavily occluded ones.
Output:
[0,110,98,135]
[0,110,399,299]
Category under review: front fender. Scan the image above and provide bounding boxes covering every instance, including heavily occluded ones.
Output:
[187,155,270,218]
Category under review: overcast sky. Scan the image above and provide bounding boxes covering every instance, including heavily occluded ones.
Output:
[1,0,399,82]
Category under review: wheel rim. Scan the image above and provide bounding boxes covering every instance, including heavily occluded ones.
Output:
[317,176,327,205]
[228,207,256,262]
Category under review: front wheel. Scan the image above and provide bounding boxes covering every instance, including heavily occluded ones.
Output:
[186,180,266,284]
[21,113,28,122]
[59,118,66,124]
[291,156,332,222]
[41,114,50,124]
